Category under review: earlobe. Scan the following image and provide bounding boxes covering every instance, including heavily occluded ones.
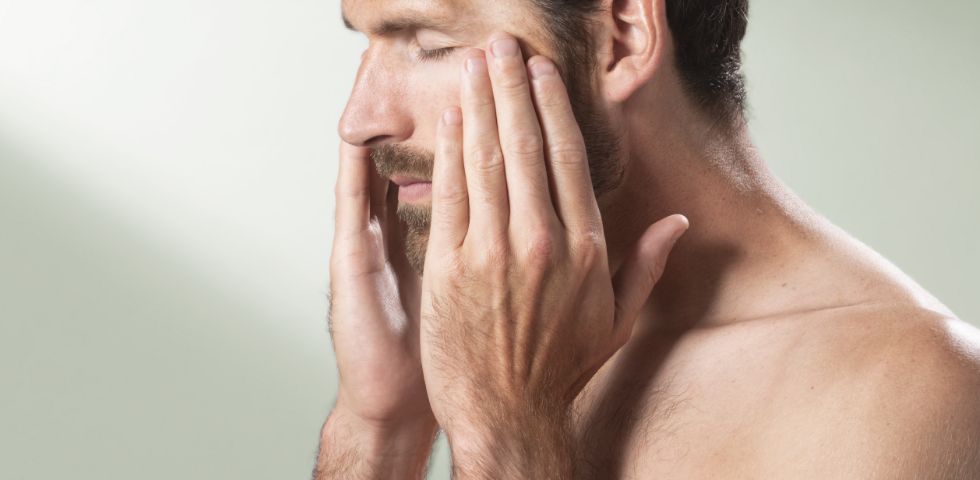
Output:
[601,0,667,103]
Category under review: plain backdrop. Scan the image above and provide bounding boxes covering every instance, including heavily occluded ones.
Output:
[1,1,977,478]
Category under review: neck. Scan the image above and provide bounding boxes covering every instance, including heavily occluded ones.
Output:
[601,91,829,330]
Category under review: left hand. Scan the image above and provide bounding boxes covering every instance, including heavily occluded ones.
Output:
[418,33,689,466]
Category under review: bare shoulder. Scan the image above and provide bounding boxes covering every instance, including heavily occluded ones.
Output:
[851,306,980,479]
[762,304,980,479]
[833,303,980,408]
[832,303,980,385]
[615,303,979,479]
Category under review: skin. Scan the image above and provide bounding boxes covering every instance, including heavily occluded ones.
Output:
[419,44,689,478]
[318,0,980,478]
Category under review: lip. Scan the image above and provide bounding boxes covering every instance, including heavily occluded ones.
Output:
[389,175,432,203]
[389,175,431,187]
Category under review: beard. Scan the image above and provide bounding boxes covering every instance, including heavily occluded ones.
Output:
[371,73,624,276]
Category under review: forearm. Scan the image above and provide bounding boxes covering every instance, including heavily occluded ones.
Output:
[313,403,439,480]
[445,414,575,480]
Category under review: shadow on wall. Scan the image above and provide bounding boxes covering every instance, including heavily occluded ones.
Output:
[0,137,334,480]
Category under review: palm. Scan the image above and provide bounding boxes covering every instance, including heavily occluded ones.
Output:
[328,143,430,423]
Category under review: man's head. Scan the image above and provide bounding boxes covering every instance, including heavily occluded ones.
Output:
[340,0,749,274]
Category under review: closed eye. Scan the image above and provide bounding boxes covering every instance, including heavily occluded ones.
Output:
[417,46,457,62]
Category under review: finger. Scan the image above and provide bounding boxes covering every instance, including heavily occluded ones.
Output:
[461,49,509,239]
[428,106,469,252]
[526,55,601,234]
[335,141,373,235]
[385,197,423,321]
[384,177,407,266]
[369,158,391,237]
[486,33,555,231]
[611,215,690,345]
[382,173,423,318]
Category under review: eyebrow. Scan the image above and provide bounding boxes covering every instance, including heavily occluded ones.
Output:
[342,10,460,36]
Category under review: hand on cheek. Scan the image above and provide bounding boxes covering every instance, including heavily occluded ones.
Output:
[419,32,690,471]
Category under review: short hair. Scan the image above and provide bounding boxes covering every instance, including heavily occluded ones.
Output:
[532,0,750,123]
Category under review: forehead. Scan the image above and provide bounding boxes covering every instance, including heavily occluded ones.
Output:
[342,0,471,29]
[341,0,544,39]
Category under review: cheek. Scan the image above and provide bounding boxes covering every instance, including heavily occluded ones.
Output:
[406,62,464,146]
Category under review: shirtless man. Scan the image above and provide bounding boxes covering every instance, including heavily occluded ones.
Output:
[316,0,980,478]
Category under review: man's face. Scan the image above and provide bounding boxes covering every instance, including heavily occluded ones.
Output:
[340,0,623,275]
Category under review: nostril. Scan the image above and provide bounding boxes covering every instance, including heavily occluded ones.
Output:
[363,135,395,148]
[337,124,389,148]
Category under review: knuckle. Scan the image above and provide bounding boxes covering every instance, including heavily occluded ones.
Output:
[570,229,604,250]
[431,206,460,231]
[548,139,588,162]
[335,181,369,200]
[508,133,544,157]
[469,92,496,109]
[470,147,505,175]
[496,64,529,91]
[434,180,467,205]
[523,229,558,264]
[569,231,605,267]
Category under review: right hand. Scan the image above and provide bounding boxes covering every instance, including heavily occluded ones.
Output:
[327,141,433,429]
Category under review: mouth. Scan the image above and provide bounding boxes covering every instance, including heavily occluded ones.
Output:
[389,175,432,203]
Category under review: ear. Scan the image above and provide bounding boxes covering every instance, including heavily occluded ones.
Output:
[598,0,669,103]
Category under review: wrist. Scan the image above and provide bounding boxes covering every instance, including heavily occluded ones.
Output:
[443,412,574,479]
[334,387,438,432]
[328,400,439,459]
[316,404,438,480]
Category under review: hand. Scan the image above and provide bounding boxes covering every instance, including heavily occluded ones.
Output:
[418,34,689,474]
[328,141,435,431]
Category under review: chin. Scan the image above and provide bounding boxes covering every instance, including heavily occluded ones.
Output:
[403,230,429,276]
[395,202,432,276]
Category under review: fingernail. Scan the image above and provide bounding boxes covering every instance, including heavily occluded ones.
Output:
[442,108,461,126]
[490,37,518,58]
[465,55,486,75]
[528,58,556,79]
[671,215,690,244]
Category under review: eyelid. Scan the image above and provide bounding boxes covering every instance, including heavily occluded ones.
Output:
[416,46,457,62]
[412,32,460,62]
[415,29,458,48]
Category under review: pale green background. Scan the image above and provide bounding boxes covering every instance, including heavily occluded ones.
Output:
[0,1,977,478]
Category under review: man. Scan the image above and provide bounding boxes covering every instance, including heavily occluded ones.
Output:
[317,0,980,478]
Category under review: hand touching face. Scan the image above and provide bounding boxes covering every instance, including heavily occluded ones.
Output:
[340,2,626,274]
[416,33,689,468]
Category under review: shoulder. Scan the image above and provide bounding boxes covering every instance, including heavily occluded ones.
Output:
[840,303,979,374]
[626,303,978,478]
[847,304,980,399]
[863,307,980,478]
[798,304,980,479]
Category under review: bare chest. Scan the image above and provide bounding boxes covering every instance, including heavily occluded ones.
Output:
[569,319,851,478]
[572,361,769,478]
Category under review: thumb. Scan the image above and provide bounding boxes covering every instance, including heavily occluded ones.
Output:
[611,214,690,344]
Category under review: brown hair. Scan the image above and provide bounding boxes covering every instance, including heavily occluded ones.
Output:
[532,0,750,122]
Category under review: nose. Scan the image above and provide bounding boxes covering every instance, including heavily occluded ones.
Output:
[338,50,414,148]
